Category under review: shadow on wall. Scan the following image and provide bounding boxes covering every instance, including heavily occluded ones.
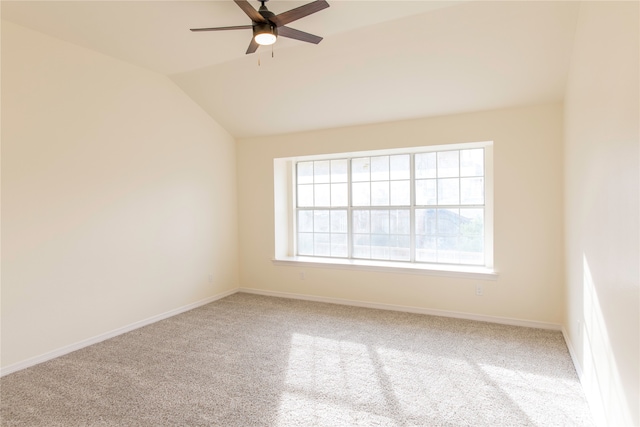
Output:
[581,254,634,425]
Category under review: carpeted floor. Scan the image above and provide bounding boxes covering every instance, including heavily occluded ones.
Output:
[1,292,594,426]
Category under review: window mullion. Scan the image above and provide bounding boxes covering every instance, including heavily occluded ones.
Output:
[347,158,353,260]
[410,154,416,263]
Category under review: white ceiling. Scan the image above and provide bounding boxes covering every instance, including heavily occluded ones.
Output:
[2,1,580,138]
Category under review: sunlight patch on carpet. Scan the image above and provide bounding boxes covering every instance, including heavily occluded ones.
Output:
[276,333,394,426]
[479,364,587,425]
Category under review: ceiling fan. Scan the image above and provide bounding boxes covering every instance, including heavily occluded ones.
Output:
[190,0,330,54]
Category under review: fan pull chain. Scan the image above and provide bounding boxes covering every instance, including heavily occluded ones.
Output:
[256,47,274,66]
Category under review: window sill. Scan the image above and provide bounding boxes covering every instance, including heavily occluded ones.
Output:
[272,256,498,280]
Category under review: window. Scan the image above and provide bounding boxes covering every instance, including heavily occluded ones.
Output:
[275,142,493,274]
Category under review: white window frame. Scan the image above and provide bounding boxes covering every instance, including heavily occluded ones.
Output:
[273,141,496,279]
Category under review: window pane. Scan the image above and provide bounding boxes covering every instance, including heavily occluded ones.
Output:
[371,181,390,206]
[460,149,484,177]
[353,210,370,233]
[416,179,437,205]
[371,156,389,181]
[415,153,436,179]
[314,160,330,183]
[415,235,437,262]
[437,178,459,205]
[298,233,313,255]
[390,209,410,235]
[352,182,370,206]
[331,159,348,183]
[459,236,484,265]
[371,234,390,259]
[460,177,484,205]
[437,151,459,178]
[314,183,330,207]
[438,209,460,235]
[371,210,390,234]
[297,184,314,207]
[331,183,348,207]
[314,210,330,233]
[353,234,370,258]
[389,235,410,261]
[314,233,331,257]
[415,209,437,235]
[298,210,313,233]
[352,157,370,182]
[390,180,410,206]
[390,155,410,180]
[331,233,348,257]
[437,236,459,263]
[460,208,484,236]
[330,210,348,233]
[297,162,314,184]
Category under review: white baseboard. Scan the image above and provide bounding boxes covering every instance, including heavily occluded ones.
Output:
[0,288,238,377]
[1,287,563,378]
[562,327,609,427]
[238,287,562,331]
[562,327,583,379]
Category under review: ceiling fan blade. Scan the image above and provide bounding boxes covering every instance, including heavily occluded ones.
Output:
[190,25,253,32]
[246,38,259,54]
[278,26,323,44]
[234,0,266,23]
[269,0,329,27]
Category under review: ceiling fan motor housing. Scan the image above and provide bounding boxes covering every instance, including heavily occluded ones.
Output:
[253,22,277,37]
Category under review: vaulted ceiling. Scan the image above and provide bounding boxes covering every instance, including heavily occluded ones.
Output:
[2,1,580,138]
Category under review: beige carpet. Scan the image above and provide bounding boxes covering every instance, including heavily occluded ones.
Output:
[1,292,593,426]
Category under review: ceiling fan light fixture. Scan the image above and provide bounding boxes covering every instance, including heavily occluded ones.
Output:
[255,32,276,45]
[254,23,277,45]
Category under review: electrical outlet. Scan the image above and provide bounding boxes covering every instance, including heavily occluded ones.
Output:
[476,284,483,296]
[299,271,305,280]
[208,274,213,283]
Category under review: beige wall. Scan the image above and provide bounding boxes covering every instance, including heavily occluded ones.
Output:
[563,2,639,426]
[1,21,239,368]
[237,104,565,325]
